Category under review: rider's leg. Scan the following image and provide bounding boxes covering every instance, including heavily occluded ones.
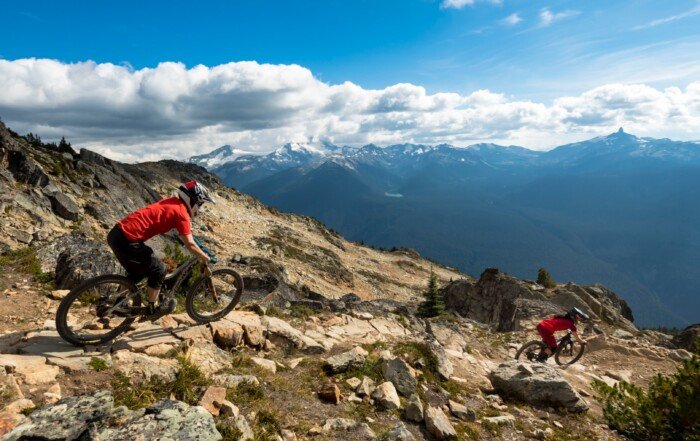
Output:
[537,324,557,357]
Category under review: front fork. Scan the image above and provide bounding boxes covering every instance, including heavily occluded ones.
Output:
[203,264,219,303]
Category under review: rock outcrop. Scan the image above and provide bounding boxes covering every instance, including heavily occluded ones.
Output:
[671,324,700,351]
[3,390,221,440]
[488,361,589,413]
[442,268,637,332]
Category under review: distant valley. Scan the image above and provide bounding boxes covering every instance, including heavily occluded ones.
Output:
[190,129,700,327]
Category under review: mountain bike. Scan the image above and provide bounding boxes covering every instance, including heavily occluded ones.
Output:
[56,238,243,346]
[514,330,586,366]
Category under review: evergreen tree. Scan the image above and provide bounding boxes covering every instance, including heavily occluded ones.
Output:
[537,267,556,288]
[418,268,446,317]
[58,136,74,154]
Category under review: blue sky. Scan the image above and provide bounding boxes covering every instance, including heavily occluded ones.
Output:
[1,0,700,160]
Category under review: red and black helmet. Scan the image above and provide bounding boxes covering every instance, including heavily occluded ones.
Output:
[177,180,215,212]
[568,307,590,322]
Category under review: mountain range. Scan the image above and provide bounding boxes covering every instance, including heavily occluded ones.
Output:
[189,129,700,327]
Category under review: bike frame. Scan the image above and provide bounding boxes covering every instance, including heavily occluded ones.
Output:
[105,257,206,318]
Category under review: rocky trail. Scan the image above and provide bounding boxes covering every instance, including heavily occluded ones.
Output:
[0,121,697,440]
[0,269,692,440]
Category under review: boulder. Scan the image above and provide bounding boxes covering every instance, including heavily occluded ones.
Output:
[3,390,222,441]
[448,399,475,421]
[427,339,453,380]
[183,341,232,376]
[371,382,401,410]
[488,361,588,413]
[173,324,213,342]
[387,422,416,441]
[251,357,277,373]
[356,376,376,397]
[424,405,457,440]
[322,418,356,431]
[198,386,227,416]
[324,346,368,374]
[112,351,178,383]
[46,191,80,221]
[404,393,424,422]
[482,415,515,427]
[261,316,325,354]
[318,383,341,404]
[671,324,700,351]
[6,149,49,187]
[212,322,244,349]
[0,413,26,438]
[0,354,59,385]
[383,358,417,396]
[53,233,121,289]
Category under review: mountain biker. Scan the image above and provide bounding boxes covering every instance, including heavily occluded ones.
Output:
[536,307,590,359]
[106,181,215,320]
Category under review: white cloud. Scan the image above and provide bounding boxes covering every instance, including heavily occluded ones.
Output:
[632,4,700,30]
[501,13,522,25]
[440,0,501,10]
[539,8,579,27]
[0,58,699,161]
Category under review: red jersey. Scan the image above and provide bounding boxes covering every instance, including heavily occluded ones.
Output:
[538,316,577,333]
[118,197,191,242]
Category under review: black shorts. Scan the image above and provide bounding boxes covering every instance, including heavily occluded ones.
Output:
[107,225,166,289]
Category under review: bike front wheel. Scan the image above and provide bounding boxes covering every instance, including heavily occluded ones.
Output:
[514,340,547,363]
[185,268,243,323]
[56,275,141,346]
[555,341,585,366]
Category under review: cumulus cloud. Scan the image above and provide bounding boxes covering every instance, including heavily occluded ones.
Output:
[0,58,699,162]
[539,8,579,27]
[501,13,522,26]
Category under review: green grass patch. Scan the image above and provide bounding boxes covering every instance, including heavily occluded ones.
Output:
[0,247,53,286]
[215,421,243,441]
[226,381,265,406]
[20,406,37,416]
[88,357,108,372]
[254,409,281,440]
[338,355,385,383]
[112,357,211,409]
[455,422,481,440]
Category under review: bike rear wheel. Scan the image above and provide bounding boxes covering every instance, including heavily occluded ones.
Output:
[185,268,243,323]
[515,340,548,363]
[554,340,585,366]
[56,275,141,346]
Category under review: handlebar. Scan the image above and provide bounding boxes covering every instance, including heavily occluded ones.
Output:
[193,236,218,264]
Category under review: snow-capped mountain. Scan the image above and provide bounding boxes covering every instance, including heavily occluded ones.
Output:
[188,145,249,169]
[189,129,700,327]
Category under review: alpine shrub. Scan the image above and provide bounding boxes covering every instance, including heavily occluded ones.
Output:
[592,355,700,440]
[536,267,556,288]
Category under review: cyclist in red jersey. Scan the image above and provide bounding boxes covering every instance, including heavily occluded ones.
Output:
[107,181,215,320]
[537,307,590,358]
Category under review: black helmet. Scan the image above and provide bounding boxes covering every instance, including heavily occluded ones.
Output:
[568,307,590,322]
[177,180,215,213]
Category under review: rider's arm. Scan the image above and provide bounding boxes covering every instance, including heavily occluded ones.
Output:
[180,234,211,264]
[572,330,586,344]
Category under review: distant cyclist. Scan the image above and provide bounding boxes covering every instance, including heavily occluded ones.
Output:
[536,307,590,360]
[106,181,215,320]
